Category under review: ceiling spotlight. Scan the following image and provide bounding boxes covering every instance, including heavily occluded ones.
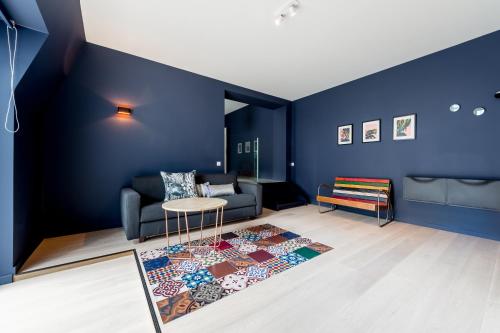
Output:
[275,13,286,26]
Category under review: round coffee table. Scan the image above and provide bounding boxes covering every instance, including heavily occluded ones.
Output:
[162,197,228,259]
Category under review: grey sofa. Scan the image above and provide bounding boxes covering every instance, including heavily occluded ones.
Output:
[121,173,262,242]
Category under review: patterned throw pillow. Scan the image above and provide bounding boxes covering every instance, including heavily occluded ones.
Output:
[160,170,198,201]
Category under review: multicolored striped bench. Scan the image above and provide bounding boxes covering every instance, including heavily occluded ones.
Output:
[317,177,394,226]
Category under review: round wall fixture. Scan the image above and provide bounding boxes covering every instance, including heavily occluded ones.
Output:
[473,107,486,116]
[449,104,460,112]
[495,91,500,98]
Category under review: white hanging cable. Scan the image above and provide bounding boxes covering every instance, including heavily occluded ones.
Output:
[5,22,19,133]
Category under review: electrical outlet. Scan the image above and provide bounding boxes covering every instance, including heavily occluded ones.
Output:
[216,161,222,167]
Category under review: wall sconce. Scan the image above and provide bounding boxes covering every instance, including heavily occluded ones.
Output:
[116,106,133,116]
[495,91,500,98]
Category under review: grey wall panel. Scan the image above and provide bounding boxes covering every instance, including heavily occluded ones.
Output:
[403,177,447,204]
[404,177,500,212]
[447,179,500,211]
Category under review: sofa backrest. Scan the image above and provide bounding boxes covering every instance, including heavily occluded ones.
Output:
[195,173,239,192]
[132,175,165,202]
[132,173,240,202]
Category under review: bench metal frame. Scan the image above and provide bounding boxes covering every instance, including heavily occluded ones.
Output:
[317,183,394,227]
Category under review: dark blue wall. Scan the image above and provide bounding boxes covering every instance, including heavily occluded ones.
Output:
[43,43,289,236]
[225,105,286,180]
[1,0,47,33]
[292,30,500,240]
[273,107,287,180]
[12,0,85,270]
[3,0,497,287]
[0,0,84,283]
[0,25,46,284]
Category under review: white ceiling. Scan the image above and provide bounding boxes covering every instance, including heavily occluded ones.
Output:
[80,0,500,101]
[224,99,248,115]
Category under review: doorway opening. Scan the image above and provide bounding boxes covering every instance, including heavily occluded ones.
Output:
[224,98,286,183]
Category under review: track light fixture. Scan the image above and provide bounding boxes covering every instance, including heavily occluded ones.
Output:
[289,2,299,17]
[275,1,300,26]
[275,13,286,26]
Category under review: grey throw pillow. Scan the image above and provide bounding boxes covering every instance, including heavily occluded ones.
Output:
[207,183,235,197]
[160,170,198,201]
[196,182,210,197]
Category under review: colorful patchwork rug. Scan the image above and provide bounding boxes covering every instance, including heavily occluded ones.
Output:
[135,223,333,329]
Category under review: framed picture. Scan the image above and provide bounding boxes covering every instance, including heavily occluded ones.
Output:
[253,139,258,152]
[245,141,251,153]
[362,119,381,143]
[393,114,416,140]
[237,143,242,154]
[337,124,353,145]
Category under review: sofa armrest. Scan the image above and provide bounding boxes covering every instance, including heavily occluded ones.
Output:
[239,182,263,216]
[121,188,141,240]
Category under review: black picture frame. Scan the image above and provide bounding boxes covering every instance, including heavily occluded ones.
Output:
[337,124,353,145]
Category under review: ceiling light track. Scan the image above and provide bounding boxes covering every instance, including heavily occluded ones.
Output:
[275,0,300,26]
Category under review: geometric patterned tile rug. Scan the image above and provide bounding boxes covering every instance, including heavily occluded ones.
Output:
[134,223,333,330]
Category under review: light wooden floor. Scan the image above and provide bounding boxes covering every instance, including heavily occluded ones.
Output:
[1,205,500,333]
[19,209,278,273]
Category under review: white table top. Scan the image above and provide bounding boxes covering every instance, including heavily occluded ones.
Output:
[161,197,228,212]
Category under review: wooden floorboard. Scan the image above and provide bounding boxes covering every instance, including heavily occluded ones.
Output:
[1,205,499,333]
[14,250,133,282]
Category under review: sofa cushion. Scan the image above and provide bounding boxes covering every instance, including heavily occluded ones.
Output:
[140,202,203,223]
[220,193,255,210]
[161,170,197,201]
[140,193,256,223]
[133,173,239,203]
[132,175,165,202]
[196,182,210,197]
[208,184,235,197]
[195,173,240,193]
[140,202,164,223]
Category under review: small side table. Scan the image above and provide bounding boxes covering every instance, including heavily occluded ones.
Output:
[161,197,228,259]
